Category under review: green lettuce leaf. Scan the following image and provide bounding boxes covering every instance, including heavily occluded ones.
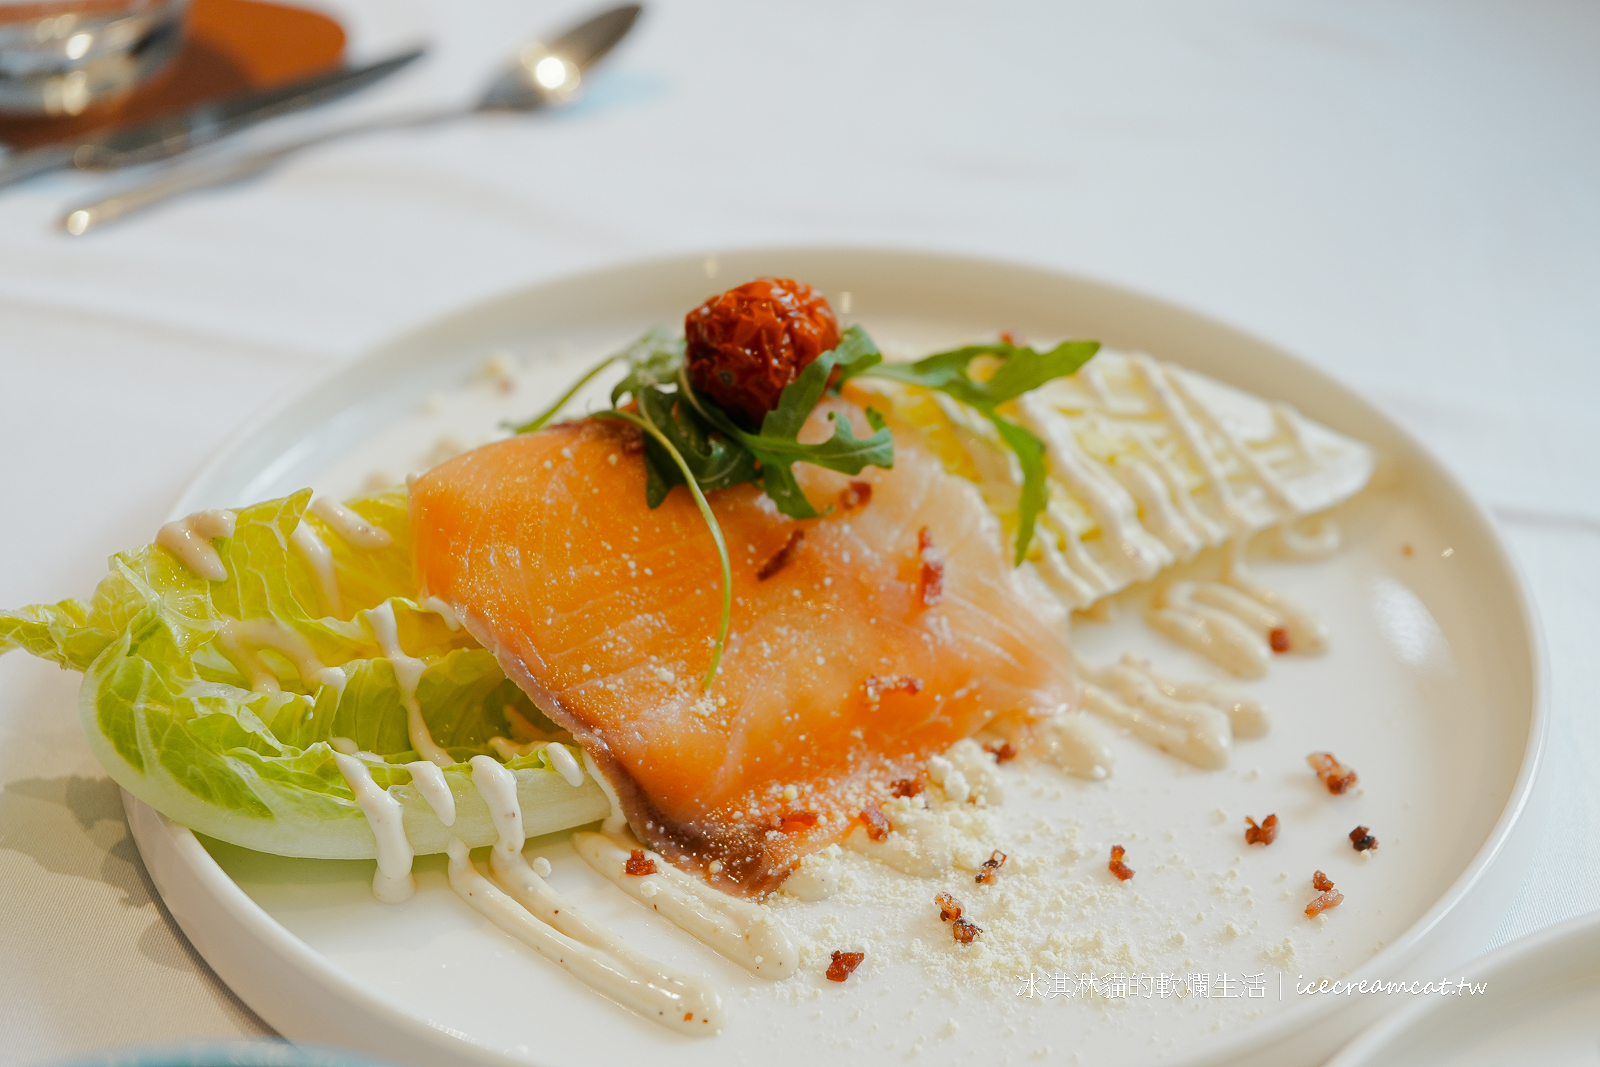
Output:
[0,488,608,859]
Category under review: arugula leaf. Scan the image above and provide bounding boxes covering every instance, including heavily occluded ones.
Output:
[610,328,686,406]
[636,386,758,508]
[859,337,1099,563]
[682,328,894,519]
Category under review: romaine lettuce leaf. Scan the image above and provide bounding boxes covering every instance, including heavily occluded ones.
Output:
[0,488,608,859]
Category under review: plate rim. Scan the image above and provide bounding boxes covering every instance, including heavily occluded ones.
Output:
[136,244,1550,1067]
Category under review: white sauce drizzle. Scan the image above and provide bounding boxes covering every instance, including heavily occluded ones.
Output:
[1131,354,1248,531]
[362,601,451,767]
[453,754,724,1033]
[416,595,461,631]
[333,752,415,903]
[544,742,585,787]
[1035,712,1116,779]
[216,617,346,696]
[310,496,393,549]
[329,736,384,762]
[156,509,236,582]
[1147,545,1328,677]
[574,831,799,979]
[1075,654,1266,770]
[289,519,341,616]
[1170,371,1295,512]
[446,837,723,1035]
[1019,393,1171,583]
[407,760,455,825]
[1272,515,1342,560]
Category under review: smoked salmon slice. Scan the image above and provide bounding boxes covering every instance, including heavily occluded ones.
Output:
[410,397,1077,895]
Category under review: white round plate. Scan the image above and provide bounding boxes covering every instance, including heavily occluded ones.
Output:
[1323,907,1600,1066]
[128,249,1546,1067]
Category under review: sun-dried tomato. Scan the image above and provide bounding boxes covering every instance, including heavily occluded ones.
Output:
[1245,814,1279,846]
[952,917,983,944]
[983,741,1017,764]
[974,850,1008,885]
[916,527,944,607]
[826,950,864,982]
[684,278,841,427]
[858,804,891,842]
[1312,870,1335,892]
[1306,889,1344,918]
[1109,845,1134,881]
[624,849,657,876]
[1269,627,1291,653]
[1349,825,1378,851]
[1307,751,1359,794]
[757,530,804,581]
[935,892,963,922]
[779,810,819,833]
[839,481,873,510]
[889,777,924,798]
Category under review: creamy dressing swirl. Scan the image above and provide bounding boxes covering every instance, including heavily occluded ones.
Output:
[361,601,451,767]
[156,509,236,581]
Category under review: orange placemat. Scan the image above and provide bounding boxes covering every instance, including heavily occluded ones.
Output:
[0,0,345,148]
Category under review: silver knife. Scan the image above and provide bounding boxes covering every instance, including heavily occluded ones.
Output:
[0,46,426,190]
[60,5,640,235]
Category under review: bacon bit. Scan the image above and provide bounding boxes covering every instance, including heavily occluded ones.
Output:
[1109,845,1134,881]
[916,526,944,607]
[757,529,804,581]
[1312,870,1335,892]
[1307,751,1359,794]
[951,917,983,944]
[1306,889,1344,918]
[864,674,922,703]
[779,810,819,833]
[889,777,924,798]
[1244,814,1279,846]
[975,850,1008,885]
[1269,627,1291,653]
[839,481,873,510]
[826,950,865,982]
[983,741,1017,764]
[935,892,964,922]
[624,849,656,876]
[1349,825,1379,851]
[1000,330,1026,347]
[858,804,892,842]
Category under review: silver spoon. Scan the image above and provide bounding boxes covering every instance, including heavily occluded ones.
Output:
[60,3,641,235]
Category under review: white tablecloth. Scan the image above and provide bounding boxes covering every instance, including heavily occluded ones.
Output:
[2,2,1597,1062]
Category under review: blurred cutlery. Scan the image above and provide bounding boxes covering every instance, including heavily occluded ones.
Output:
[59,3,642,235]
[0,47,426,190]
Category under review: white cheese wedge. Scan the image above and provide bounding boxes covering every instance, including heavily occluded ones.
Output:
[851,349,1374,611]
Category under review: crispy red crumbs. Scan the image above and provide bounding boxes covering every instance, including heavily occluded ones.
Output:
[951,917,983,944]
[1269,627,1291,653]
[974,850,1008,885]
[863,674,922,703]
[1307,751,1359,794]
[935,892,963,923]
[1000,330,1026,346]
[684,1012,693,1021]
[779,810,819,833]
[916,526,944,607]
[1245,814,1279,846]
[1312,870,1335,892]
[858,804,891,842]
[983,741,1017,763]
[839,480,873,510]
[1306,889,1344,918]
[889,777,924,798]
[624,849,656,876]
[757,529,804,581]
[826,950,865,982]
[1109,845,1134,881]
[1349,825,1379,851]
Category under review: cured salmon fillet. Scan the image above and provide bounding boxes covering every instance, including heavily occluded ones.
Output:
[410,398,1077,895]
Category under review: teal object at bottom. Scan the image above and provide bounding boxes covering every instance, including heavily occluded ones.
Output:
[43,1039,405,1067]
